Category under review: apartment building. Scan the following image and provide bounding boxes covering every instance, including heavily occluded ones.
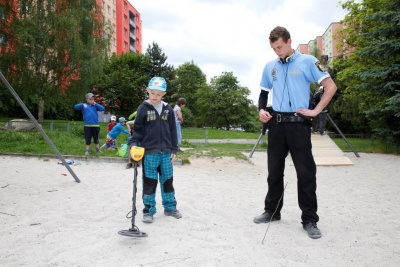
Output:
[0,0,142,56]
[296,22,344,65]
[102,0,142,55]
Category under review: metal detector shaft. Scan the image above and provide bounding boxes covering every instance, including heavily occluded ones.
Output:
[131,161,139,228]
[326,113,360,158]
[0,71,81,183]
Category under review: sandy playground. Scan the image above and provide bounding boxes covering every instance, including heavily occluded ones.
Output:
[0,152,400,266]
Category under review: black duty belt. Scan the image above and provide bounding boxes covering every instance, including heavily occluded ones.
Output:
[273,113,305,123]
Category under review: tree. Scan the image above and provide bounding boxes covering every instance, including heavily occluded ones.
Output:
[195,72,251,130]
[172,61,208,126]
[0,0,109,122]
[93,52,150,117]
[173,61,207,107]
[145,42,176,103]
[334,0,400,143]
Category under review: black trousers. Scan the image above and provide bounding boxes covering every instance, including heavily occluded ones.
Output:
[264,121,319,223]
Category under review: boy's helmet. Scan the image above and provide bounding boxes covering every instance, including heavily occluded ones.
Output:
[111,115,116,121]
[119,117,126,123]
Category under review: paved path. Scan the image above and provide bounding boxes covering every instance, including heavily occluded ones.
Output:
[185,138,259,144]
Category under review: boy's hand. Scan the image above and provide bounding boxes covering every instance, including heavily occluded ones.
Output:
[170,153,177,163]
[83,104,87,108]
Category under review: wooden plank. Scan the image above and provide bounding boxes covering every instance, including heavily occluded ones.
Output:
[311,134,354,166]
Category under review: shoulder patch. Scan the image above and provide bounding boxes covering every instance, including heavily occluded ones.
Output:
[315,61,327,72]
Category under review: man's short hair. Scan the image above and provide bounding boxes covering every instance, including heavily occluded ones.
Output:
[269,26,291,43]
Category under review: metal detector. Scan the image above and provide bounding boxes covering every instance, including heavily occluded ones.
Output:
[118,146,148,237]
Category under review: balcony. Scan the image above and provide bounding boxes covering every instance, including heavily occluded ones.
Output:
[129,19,136,28]
[130,45,136,53]
[130,32,136,41]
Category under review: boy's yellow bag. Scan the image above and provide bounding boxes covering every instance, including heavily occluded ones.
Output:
[116,144,128,158]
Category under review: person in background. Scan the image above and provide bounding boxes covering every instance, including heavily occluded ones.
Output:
[173,98,186,152]
[74,93,105,155]
[101,117,129,150]
[313,86,327,135]
[254,26,337,239]
[107,115,117,133]
[129,77,181,223]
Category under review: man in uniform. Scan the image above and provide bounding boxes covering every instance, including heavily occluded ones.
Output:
[254,26,337,239]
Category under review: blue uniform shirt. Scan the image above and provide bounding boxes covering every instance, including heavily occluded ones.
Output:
[260,51,330,112]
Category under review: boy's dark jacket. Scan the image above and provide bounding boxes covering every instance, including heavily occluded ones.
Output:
[129,101,178,155]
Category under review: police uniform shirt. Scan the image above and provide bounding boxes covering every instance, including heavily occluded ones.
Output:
[259,50,330,112]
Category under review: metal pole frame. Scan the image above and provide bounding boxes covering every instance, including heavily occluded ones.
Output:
[326,113,360,158]
[0,71,81,183]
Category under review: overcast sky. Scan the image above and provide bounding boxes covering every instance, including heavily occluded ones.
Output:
[128,0,347,103]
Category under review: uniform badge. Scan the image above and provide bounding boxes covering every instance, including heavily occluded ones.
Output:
[315,61,327,72]
[272,68,278,81]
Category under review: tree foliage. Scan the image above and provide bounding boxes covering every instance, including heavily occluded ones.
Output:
[145,42,176,103]
[333,0,400,143]
[0,0,108,122]
[195,72,252,130]
[93,52,150,118]
[171,61,208,126]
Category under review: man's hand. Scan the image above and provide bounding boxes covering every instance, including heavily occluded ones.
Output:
[259,109,273,123]
[170,153,177,163]
[296,108,318,118]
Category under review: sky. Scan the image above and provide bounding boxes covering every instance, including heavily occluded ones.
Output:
[128,0,348,104]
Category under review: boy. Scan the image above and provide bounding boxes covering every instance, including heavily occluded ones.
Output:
[107,115,117,133]
[74,93,105,155]
[101,117,129,149]
[128,77,181,223]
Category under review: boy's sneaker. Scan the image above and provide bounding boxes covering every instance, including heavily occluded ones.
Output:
[96,148,103,153]
[142,213,153,223]
[303,222,322,239]
[253,212,281,224]
[85,150,90,155]
[126,162,133,169]
[164,209,182,219]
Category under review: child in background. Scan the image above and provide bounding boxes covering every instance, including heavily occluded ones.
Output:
[107,115,117,133]
[101,117,129,149]
[74,93,105,155]
[173,98,186,152]
[128,77,181,223]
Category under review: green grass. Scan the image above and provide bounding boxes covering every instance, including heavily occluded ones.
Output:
[0,119,398,161]
[179,142,267,161]
[182,127,260,139]
[332,138,399,154]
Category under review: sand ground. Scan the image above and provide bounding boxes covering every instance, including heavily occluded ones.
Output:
[1,152,399,266]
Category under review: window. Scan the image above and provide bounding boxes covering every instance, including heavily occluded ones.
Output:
[113,24,116,32]
[124,42,128,49]
[107,5,110,14]
[113,38,116,47]
[102,1,105,9]
[113,10,115,18]
[124,2,127,9]
[124,15,127,22]
[124,28,127,36]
